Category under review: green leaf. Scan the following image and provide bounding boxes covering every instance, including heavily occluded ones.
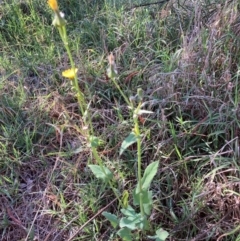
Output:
[142,161,159,190]
[133,189,153,215]
[119,211,142,230]
[155,228,169,241]
[135,215,149,231]
[89,136,105,148]
[120,132,137,156]
[119,217,138,230]
[102,212,119,228]
[120,206,149,231]
[121,205,137,217]
[133,188,140,206]
[136,161,159,193]
[88,165,113,182]
[143,191,153,215]
[117,227,132,241]
[119,213,149,231]
[147,228,169,241]
[121,206,136,217]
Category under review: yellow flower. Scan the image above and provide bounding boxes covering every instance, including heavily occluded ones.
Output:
[48,0,59,11]
[62,68,78,80]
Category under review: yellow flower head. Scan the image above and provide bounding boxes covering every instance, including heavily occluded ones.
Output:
[62,68,78,80]
[48,0,59,11]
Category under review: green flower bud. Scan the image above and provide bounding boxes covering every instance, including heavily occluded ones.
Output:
[52,11,66,28]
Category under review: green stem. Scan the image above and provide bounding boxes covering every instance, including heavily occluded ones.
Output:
[56,24,123,208]
[58,26,86,116]
[60,28,96,151]
[110,77,144,213]
[111,77,132,108]
[133,107,144,217]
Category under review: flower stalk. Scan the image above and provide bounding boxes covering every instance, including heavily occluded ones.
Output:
[133,104,144,217]
[48,0,86,116]
[107,53,145,215]
[107,53,132,107]
[48,0,123,208]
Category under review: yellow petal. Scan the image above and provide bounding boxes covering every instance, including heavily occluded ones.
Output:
[62,68,78,80]
[48,0,59,11]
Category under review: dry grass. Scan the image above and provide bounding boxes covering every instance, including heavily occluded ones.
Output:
[0,0,240,240]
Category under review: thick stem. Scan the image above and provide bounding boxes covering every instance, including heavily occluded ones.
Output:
[134,110,144,217]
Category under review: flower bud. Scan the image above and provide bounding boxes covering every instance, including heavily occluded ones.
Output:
[52,11,66,28]
[107,52,118,79]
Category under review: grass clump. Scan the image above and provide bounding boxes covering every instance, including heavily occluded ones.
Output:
[0,0,240,240]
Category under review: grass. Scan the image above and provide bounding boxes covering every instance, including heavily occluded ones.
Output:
[0,0,240,240]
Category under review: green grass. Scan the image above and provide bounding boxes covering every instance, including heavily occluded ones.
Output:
[1,0,240,240]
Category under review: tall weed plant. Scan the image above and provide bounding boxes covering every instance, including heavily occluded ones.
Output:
[47,0,168,240]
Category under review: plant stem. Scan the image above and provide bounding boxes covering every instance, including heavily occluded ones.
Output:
[110,76,144,214]
[58,26,86,116]
[111,77,132,108]
[133,107,144,217]
[57,25,123,208]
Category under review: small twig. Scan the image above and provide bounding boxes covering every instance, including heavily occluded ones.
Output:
[6,207,27,233]
[66,198,117,241]
[125,0,169,11]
